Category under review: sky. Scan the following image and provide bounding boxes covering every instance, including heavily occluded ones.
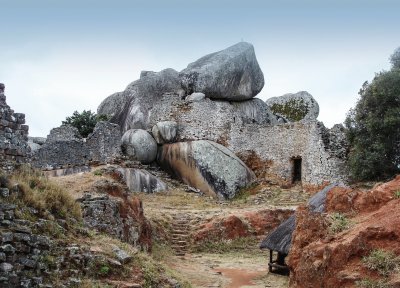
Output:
[0,0,399,136]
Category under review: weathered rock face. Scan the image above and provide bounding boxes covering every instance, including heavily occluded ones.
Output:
[157,140,256,199]
[287,176,400,288]
[266,91,319,122]
[180,42,264,100]
[98,68,181,131]
[149,94,278,144]
[0,84,30,172]
[151,121,178,144]
[31,122,122,170]
[79,180,152,251]
[117,168,168,193]
[121,129,157,164]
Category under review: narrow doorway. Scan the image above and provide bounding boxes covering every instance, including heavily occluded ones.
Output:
[292,157,302,183]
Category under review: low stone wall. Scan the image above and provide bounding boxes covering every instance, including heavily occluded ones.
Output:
[0,84,30,172]
[31,122,122,170]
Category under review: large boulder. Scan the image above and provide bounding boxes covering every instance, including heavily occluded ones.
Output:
[98,68,181,131]
[117,168,168,193]
[121,129,157,164]
[157,140,256,199]
[179,42,264,101]
[151,121,178,144]
[265,91,319,122]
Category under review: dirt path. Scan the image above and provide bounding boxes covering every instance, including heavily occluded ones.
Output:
[167,253,288,288]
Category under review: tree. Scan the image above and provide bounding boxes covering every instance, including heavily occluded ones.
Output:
[345,49,400,181]
[390,47,400,69]
[62,110,109,138]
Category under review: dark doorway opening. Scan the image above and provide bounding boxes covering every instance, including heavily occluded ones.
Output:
[292,157,302,183]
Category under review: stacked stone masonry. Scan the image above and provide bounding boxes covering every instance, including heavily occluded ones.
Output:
[31,122,122,170]
[0,84,30,172]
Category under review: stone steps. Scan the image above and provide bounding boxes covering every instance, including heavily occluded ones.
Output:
[171,214,192,256]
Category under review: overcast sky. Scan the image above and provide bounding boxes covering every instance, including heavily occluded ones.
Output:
[1,0,399,136]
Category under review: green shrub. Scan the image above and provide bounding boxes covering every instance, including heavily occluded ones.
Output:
[394,190,400,199]
[98,265,111,276]
[362,249,400,276]
[345,47,400,181]
[62,110,110,138]
[328,213,352,234]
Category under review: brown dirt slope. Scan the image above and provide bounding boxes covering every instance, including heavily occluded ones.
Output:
[288,175,400,288]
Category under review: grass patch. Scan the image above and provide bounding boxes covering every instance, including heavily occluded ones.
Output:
[133,252,192,288]
[362,249,400,276]
[328,212,352,234]
[151,241,175,261]
[192,236,258,254]
[394,190,400,199]
[8,166,81,222]
[356,279,390,288]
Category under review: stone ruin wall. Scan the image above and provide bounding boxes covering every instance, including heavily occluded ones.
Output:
[0,84,30,172]
[147,94,348,186]
[31,122,122,172]
[228,122,348,186]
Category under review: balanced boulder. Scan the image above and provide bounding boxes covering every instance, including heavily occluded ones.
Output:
[151,121,178,144]
[179,42,265,101]
[266,91,319,122]
[157,140,256,199]
[121,129,157,164]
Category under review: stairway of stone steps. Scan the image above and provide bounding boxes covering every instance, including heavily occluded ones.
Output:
[171,213,192,256]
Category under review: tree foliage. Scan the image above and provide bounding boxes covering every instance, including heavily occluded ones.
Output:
[345,48,400,181]
[62,110,109,138]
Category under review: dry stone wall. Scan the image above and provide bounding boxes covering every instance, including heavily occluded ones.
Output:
[147,92,348,186]
[0,84,30,172]
[31,122,122,170]
[228,121,348,186]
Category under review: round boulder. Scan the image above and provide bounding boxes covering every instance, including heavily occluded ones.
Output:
[121,129,157,164]
[265,91,319,122]
[152,121,178,144]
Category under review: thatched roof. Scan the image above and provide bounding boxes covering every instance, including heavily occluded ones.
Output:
[259,183,341,254]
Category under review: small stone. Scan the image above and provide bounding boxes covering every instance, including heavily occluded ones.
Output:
[19,257,37,268]
[0,262,13,272]
[0,232,13,243]
[0,244,16,254]
[113,248,133,264]
[0,188,9,197]
[186,92,205,102]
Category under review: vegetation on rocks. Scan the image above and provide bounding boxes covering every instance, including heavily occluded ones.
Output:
[345,47,400,181]
[62,110,110,137]
[361,249,400,276]
[328,212,352,234]
[270,99,309,122]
